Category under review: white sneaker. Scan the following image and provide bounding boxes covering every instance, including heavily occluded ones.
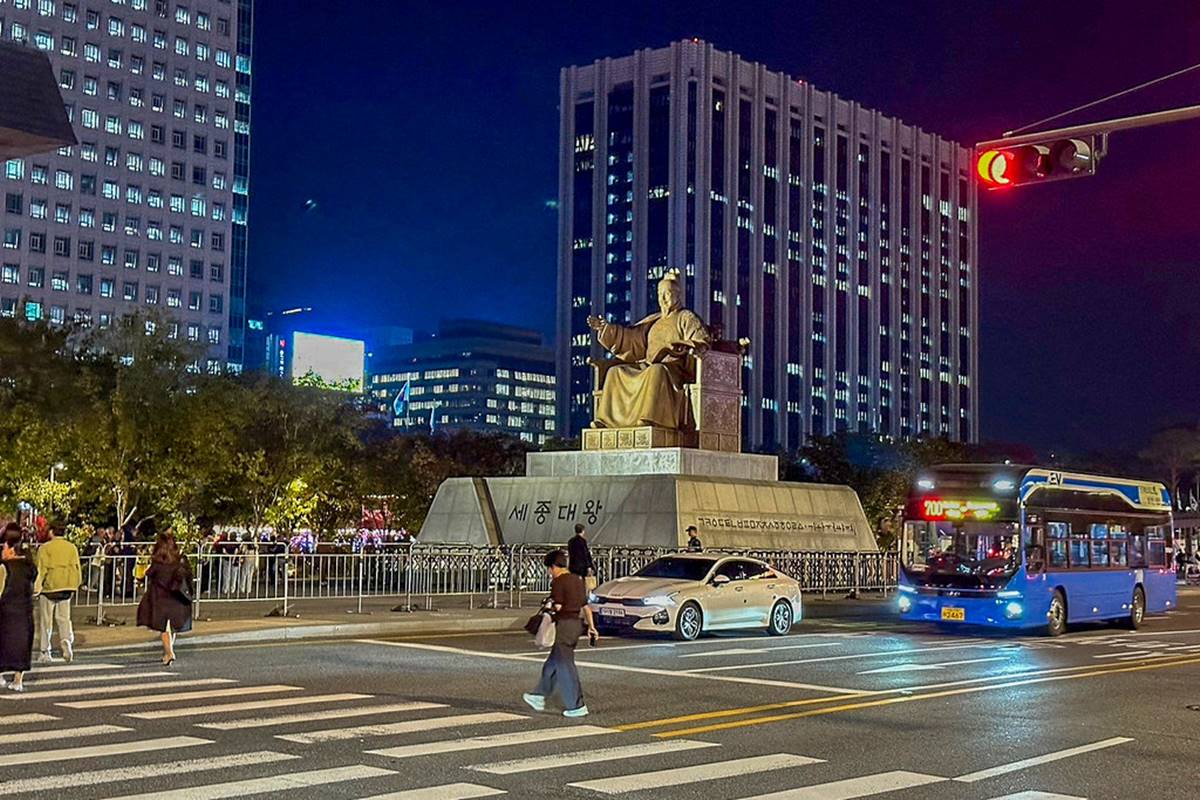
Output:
[62,642,74,663]
[563,705,589,718]
[6,683,24,693]
[522,693,545,712]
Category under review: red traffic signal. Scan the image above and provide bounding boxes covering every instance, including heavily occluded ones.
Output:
[975,137,1096,189]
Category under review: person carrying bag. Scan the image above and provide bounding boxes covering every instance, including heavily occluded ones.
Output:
[522,549,597,718]
[136,530,193,666]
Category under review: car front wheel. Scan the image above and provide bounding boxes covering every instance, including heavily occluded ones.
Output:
[768,600,793,636]
[674,601,703,641]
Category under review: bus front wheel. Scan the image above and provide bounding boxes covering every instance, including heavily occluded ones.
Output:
[1047,591,1067,637]
[1124,586,1145,630]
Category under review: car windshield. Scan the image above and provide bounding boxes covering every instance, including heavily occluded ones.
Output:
[635,557,716,582]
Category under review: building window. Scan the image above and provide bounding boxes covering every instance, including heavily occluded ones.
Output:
[123,281,137,301]
[27,267,44,288]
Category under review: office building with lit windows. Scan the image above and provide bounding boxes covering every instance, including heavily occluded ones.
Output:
[556,40,979,450]
[0,0,253,372]
[368,320,557,445]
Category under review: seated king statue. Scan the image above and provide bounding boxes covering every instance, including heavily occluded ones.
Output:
[586,273,712,430]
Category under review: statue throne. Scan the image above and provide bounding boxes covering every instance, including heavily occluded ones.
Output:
[582,339,744,453]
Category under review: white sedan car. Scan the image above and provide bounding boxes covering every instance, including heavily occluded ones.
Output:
[589,553,803,640]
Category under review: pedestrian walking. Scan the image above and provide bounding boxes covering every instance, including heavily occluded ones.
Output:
[567,523,597,592]
[523,549,598,718]
[136,530,193,666]
[35,523,81,663]
[239,540,259,595]
[0,523,37,692]
[686,525,703,552]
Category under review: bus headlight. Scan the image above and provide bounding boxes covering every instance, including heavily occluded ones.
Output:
[1004,601,1023,619]
[897,595,913,613]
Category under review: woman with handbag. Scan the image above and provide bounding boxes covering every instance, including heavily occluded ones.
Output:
[523,549,598,718]
[136,530,193,666]
[0,523,36,692]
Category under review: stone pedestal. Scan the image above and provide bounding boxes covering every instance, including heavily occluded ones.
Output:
[527,448,778,483]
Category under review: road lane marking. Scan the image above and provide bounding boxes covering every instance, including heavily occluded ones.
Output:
[355,785,505,800]
[1091,650,1151,659]
[357,639,866,695]
[685,643,995,672]
[25,671,174,686]
[616,693,868,732]
[61,684,300,709]
[678,643,840,658]
[567,753,823,794]
[0,713,57,725]
[27,662,126,673]
[277,712,525,744]
[199,701,448,731]
[0,678,232,701]
[985,792,1086,800]
[0,735,211,766]
[368,724,614,759]
[652,657,1200,737]
[126,692,373,720]
[0,723,129,745]
[735,770,945,799]
[0,751,299,796]
[471,740,718,774]
[954,737,1133,782]
[856,656,1009,675]
[102,765,396,800]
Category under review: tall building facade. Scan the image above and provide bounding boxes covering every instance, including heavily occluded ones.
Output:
[369,320,557,446]
[0,0,253,372]
[557,41,979,450]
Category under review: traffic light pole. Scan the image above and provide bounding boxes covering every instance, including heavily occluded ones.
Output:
[977,103,1200,150]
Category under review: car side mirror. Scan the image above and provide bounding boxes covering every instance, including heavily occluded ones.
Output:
[712,574,731,586]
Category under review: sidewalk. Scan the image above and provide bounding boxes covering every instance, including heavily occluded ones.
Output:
[71,591,896,652]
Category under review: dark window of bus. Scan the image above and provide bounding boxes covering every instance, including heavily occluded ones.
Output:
[1090,523,1110,568]
[1069,521,1090,568]
[1047,521,1069,568]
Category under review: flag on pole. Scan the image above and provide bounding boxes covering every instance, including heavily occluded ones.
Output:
[392,379,411,420]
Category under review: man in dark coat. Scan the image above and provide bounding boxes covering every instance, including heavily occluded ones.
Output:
[567,524,595,591]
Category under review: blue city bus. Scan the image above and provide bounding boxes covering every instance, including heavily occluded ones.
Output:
[897,464,1176,635]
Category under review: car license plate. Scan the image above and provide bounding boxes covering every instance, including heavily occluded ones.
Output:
[599,607,625,618]
[941,607,965,622]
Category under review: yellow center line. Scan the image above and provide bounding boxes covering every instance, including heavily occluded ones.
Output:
[649,655,1200,738]
[614,692,869,731]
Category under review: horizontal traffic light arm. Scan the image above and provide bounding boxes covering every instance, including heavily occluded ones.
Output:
[977,103,1200,150]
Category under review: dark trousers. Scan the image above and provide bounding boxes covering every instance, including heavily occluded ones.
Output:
[535,617,584,710]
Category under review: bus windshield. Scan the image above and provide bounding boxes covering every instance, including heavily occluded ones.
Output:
[902,520,1020,585]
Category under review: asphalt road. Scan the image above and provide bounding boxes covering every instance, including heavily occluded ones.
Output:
[3,591,1199,800]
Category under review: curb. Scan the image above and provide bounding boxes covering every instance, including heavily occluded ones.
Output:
[78,613,531,653]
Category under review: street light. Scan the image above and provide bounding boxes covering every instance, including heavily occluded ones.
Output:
[49,462,65,483]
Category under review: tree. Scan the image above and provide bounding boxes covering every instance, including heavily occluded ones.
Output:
[1139,427,1200,508]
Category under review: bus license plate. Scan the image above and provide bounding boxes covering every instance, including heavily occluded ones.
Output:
[941,607,965,622]
[599,607,625,618]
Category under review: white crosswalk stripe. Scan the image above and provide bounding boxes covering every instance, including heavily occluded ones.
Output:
[27,662,126,673]
[197,700,448,731]
[127,692,373,720]
[568,753,823,794]
[0,751,299,796]
[733,770,945,799]
[3,678,232,701]
[2,735,211,767]
[354,785,506,800]
[61,684,301,709]
[277,712,526,744]
[0,712,57,724]
[366,724,613,759]
[25,671,174,687]
[100,765,396,800]
[985,793,1086,800]
[470,740,718,775]
[0,723,130,745]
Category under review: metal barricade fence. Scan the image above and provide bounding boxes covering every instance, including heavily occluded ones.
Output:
[71,540,898,622]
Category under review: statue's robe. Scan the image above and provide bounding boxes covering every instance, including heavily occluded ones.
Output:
[594,309,712,429]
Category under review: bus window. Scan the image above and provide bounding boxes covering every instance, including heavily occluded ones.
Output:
[1090,523,1110,568]
[1147,525,1169,568]
[1130,532,1147,568]
[1109,524,1128,567]
[1048,521,1069,568]
[1069,521,1090,568]
[1025,525,1045,574]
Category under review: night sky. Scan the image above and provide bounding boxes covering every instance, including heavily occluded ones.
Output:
[249,1,1200,454]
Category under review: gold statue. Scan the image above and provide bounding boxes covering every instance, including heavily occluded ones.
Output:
[587,273,712,430]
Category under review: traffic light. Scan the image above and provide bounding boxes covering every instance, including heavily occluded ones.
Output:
[975,136,1098,189]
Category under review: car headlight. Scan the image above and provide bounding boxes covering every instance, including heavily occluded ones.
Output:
[642,594,677,607]
[587,592,599,604]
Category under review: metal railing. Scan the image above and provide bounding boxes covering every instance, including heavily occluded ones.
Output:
[70,542,899,622]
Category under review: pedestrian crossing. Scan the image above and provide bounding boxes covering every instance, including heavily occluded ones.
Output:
[0,658,1124,800]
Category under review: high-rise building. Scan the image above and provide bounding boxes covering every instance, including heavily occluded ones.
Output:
[368,319,557,445]
[557,40,978,450]
[0,0,253,372]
